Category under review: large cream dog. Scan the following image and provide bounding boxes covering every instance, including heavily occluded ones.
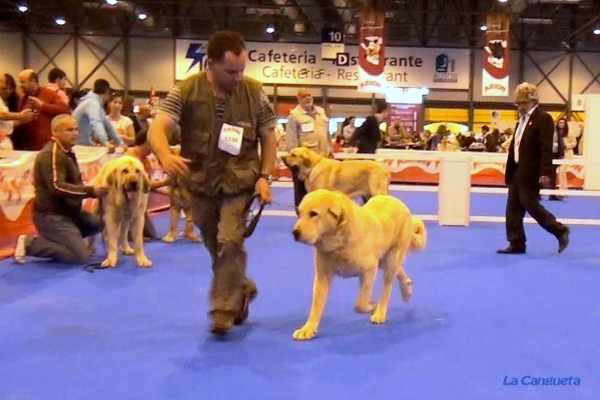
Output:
[292,189,427,341]
[91,155,152,268]
[282,147,390,198]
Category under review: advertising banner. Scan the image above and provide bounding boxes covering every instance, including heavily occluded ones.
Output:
[482,13,511,97]
[175,40,470,90]
[357,9,386,93]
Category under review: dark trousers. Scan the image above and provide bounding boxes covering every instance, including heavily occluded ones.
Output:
[28,211,104,264]
[505,169,566,246]
[292,170,308,211]
[190,191,254,317]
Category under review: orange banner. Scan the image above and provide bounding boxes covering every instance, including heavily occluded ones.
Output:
[482,13,510,97]
[357,9,386,93]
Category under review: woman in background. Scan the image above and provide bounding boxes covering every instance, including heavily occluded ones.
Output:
[558,119,577,194]
[106,93,136,146]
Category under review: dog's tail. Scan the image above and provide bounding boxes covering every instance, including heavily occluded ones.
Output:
[409,217,427,253]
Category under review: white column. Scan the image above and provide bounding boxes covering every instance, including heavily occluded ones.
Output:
[583,95,600,190]
[438,156,472,226]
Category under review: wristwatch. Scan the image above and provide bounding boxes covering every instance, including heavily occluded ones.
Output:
[259,173,273,184]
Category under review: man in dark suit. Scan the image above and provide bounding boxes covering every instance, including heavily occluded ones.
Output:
[497,82,570,255]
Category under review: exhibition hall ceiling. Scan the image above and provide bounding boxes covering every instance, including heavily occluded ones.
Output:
[1,0,599,50]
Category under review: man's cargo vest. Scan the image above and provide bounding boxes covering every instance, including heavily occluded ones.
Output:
[178,72,262,196]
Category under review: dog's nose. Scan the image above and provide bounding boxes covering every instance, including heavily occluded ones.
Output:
[293,229,301,241]
[128,181,139,191]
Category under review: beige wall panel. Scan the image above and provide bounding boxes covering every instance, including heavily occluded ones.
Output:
[522,51,569,105]
[0,32,23,75]
[27,34,75,87]
[129,38,175,92]
[77,36,125,90]
[572,52,600,95]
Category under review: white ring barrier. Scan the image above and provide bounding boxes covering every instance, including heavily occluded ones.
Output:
[269,152,600,226]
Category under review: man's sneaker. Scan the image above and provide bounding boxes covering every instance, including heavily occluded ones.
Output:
[14,235,28,264]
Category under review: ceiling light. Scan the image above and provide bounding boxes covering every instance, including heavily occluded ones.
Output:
[137,13,147,20]
[266,24,275,34]
[480,24,487,31]
[498,0,508,3]
[594,28,600,35]
[17,4,28,12]
[106,0,118,5]
[55,17,66,26]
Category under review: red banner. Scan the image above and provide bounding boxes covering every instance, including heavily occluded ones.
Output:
[357,9,386,93]
[482,13,510,97]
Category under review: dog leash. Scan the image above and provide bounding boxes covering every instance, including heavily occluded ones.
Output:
[244,194,266,238]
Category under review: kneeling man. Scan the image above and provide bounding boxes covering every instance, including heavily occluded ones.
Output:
[14,114,108,265]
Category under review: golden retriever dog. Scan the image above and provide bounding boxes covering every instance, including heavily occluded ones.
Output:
[162,175,201,243]
[91,155,152,268]
[281,147,390,199]
[292,189,427,341]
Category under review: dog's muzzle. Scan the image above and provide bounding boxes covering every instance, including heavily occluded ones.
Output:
[124,180,139,192]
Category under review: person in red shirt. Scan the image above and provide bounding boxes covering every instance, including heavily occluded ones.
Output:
[15,69,71,150]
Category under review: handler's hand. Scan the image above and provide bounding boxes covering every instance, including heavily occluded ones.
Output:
[539,175,551,189]
[255,177,272,205]
[93,186,110,197]
[159,153,191,177]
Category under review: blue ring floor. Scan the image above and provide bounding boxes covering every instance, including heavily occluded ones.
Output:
[0,188,598,400]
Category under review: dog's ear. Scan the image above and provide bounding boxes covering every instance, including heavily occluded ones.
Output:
[141,172,150,193]
[328,202,345,226]
[106,170,117,187]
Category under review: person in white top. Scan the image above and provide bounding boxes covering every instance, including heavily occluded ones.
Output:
[106,93,136,146]
[497,82,569,255]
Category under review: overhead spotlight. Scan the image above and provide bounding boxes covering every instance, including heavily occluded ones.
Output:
[106,0,118,5]
[480,24,487,31]
[137,13,147,21]
[17,4,28,12]
[498,0,508,3]
[266,24,275,34]
[55,17,66,26]
[594,27,600,35]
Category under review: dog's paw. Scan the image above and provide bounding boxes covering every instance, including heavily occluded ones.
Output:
[293,325,317,341]
[136,256,153,268]
[355,301,377,313]
[162,233,176,243]
[400,278,413,302]
[121,246,135,255]
[182,231,202,243]
[370,308,387,324]
[101,257,117,268]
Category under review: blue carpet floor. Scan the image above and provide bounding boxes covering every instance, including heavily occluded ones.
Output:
[0,189,598,400]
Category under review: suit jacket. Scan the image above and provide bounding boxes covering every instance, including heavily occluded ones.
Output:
[505,107,555,186]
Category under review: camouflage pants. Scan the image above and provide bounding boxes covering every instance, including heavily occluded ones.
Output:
[191,191,254,316]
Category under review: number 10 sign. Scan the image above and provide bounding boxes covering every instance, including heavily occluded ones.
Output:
[321,28,345,60]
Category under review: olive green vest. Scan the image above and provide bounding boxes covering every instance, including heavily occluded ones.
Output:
[178,72,262,196]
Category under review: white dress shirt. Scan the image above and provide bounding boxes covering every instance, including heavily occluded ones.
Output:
[513,106,537,164]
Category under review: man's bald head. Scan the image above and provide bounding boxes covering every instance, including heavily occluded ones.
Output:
[18,69,38,95]
[297,88,313,111]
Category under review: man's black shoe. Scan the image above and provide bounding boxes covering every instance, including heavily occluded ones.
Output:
[497,245,526,254]
[549,195,564,201]
[558,228,570,254]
